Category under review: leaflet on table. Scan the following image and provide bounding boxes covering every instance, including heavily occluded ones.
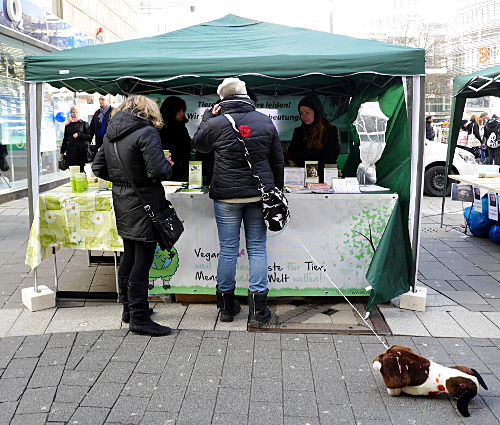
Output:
[284,167,305,186]
[330,178,360,194]
[473,186,482,213]
[359,185,391,192]
[189,161,203,186]
[489,191,499,221]
[324,165,338,183]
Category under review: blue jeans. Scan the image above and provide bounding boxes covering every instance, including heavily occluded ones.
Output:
[214,201,267,293]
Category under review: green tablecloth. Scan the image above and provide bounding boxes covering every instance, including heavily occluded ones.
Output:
[25,183,123,270]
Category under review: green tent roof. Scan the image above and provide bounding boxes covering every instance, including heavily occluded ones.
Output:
[452,64,500,98]
[24,14,424,95]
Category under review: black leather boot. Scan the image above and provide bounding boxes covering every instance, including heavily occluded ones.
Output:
[216,285,241,322]
[128,281,171,336]
[118,275,153,324]
[248,290,272,328]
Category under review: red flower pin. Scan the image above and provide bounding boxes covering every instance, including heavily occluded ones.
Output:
[238,125,251,138]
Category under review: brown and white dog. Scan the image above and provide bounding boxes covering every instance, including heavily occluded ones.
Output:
[373,345,488,417]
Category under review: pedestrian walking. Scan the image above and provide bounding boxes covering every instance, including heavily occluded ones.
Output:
[92,95,174,336]
[484,114,500,165]
[60,106,91,172]
[89,94,113,156]
[425,115,435,141]
[466,115,482,159]
[192,77,284,327]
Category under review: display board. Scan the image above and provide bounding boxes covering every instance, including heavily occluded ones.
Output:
[148,192,398,296]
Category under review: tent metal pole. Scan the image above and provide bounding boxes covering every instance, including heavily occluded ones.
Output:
[409,76,426,293]
[25,82,42,292]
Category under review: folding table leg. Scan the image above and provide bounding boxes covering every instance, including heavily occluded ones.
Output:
[52,247,59,293]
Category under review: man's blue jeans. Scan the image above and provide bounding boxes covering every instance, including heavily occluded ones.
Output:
[214,200,268,293]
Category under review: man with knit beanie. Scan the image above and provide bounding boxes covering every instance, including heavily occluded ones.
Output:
[192,77,284,328]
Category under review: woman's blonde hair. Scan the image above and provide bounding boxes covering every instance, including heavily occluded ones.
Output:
[112,95,163,129]
[470,114,478,123]
[70,106,78,113]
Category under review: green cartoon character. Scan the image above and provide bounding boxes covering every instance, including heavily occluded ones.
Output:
[148,245,179,291]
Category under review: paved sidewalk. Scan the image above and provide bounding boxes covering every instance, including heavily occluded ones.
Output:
[1,195,500,423]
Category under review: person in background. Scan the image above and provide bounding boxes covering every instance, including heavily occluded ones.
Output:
[89,94,113,155]
[425,116,435,141]
[479,112,489,128]
[192,77,284,328]
[288,94,341,182]
[92,95,174,337]
[0,144,8,172]
[484,114,500,165]
[466,114,482,159]
[61,107,91,172]
[159,96,192,182]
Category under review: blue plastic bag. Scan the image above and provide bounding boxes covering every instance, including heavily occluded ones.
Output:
[464,197,495,236]
[489,225,500,245]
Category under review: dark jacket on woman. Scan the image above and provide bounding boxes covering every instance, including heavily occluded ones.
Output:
[92,110,172,242]
[192,96,284,200]
[159,119,192,182]
[61,120,91,167]
[466,120,482,143]
[89,106,113,151]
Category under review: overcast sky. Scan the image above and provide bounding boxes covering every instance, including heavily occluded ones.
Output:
[138,0,454,37]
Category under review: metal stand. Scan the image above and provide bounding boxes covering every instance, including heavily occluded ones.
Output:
[52,247,58,293]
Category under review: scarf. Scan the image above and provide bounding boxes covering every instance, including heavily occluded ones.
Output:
[98,105,111,139]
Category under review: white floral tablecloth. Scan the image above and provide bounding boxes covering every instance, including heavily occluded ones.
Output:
[25,183,123,270]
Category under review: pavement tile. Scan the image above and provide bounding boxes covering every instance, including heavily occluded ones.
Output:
[122,373,160,397]
[283,367,315,391]
[60,369,100,386]
[283,391,317,417]
[252,357,282,378]
[248,401,283,425]
[215,305,249,332]
[224,347,253,367]
[48,401,79,422]
[81,382,123,408]
[414,311,469,337]
[135,352,169,375]
[45,305,122,333]
[98,360,135,384]
[159,363,194,387]
[139,411,177,425]
[349,392,389,420]
[145,336,176,354]
[7,309,55,336]
[175,329,204,346]
[27,365,64,388]
[38,346,71,366]
[148,384,186,412]
[0,377,27,402]
[0,308,23,337]
[449,311,500,338]
[215,387,250,415]
[251,377,282,403]
[219,366,252,389]
[74,350,114,371]
[3,357,38,379]
[192,354,224,377]
[68,406,110,425]
[283,417,320,425]
[55,384,90,403]
[198,335,228,357]
[178,304,217,331]
[9,413,47,425]
[0,401,18,424]
[212,413,248,425]
[485,312,500,328]
[281,334,308,350]
[379,307,430,336]
[17,387,56,414]
[441,290,489,305]
[107,395,149,424]
[483,396,500,421]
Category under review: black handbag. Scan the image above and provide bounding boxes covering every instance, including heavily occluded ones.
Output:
[113,142,184,251]
[58,155,68,171]
[224,114,290,232]
[86,144,95,162]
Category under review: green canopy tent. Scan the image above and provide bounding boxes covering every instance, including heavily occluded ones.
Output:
[441,65,500,225]
[23,15,426,311]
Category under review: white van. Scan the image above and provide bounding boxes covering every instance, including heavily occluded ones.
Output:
[424,140,478,196]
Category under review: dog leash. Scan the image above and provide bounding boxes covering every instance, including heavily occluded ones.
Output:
[287,228,389,349]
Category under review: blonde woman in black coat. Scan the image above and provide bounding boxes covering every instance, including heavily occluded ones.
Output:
[61,106,90,172]
[92,95,174,336]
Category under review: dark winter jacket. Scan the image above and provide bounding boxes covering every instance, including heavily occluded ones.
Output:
[466,120,482,143]
[61,120,91,166]
[89,106,113,151]
[425,122,435,141]
[192,96,284,200]
[159,119,192,182]
[483,119,500,144]
[92,110,172,242]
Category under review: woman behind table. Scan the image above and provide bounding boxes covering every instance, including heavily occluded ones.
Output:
[92,95,174,337]
[288,94,341,181]
[466,114,482,159]
[192,77,284,328]
[159,96,191,182]
[61,106,91,172]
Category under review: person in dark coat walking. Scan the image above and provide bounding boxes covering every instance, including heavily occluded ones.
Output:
[288,94,341,181]
[466,114,482,159]
[60,107,90,172]
[192,77,284,328]
[159,96,192,182]
[92,95,174,337]
[89,94,113,155]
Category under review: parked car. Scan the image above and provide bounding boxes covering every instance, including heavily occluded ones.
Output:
[424,140,477,197]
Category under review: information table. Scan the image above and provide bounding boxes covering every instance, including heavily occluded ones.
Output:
[448,174,500,194]
[25,185,408,309]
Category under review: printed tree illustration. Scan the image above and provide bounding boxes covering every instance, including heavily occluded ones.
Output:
[332,204,393,281]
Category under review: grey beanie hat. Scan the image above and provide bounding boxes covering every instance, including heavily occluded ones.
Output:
[217,77,247,99]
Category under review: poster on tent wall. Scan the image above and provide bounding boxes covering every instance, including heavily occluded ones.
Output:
[153,95,343,142]
[148,192,398,297]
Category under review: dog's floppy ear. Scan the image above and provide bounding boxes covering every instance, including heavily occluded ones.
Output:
[472,369,488,390]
